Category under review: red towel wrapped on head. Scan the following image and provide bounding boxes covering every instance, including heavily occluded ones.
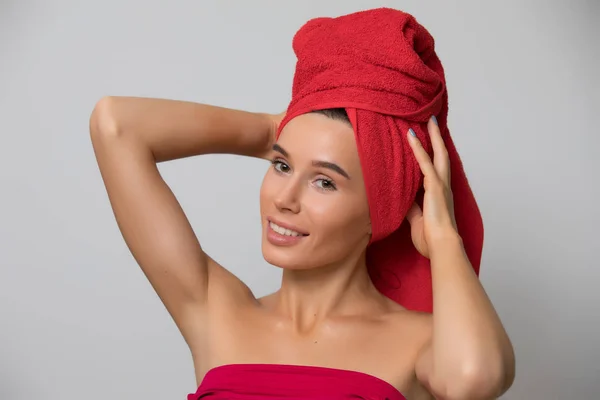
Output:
[276,8,484,313]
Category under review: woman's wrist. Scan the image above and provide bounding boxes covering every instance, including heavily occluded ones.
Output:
[254,112,285,159]
[428,230,465,262]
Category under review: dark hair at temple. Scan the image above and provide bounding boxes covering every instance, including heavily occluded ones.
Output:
[312,108,350,124]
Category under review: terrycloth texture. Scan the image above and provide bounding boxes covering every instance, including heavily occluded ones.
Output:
[188,364,406,399]
[276,8,484,313]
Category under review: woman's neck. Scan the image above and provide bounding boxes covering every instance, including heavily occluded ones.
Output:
[270,252,385,334]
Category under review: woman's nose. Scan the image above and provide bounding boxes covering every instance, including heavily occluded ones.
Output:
[274,181,301,214]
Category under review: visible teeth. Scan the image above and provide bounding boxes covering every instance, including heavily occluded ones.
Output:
[270,222,302,237]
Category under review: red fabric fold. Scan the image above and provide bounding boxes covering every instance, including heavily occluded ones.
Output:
[276,8,484,313]
[188,364,406,399]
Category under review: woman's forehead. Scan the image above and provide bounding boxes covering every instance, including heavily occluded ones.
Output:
[278,114,357,156]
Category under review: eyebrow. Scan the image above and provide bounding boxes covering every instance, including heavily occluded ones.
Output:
[272,144,351,180]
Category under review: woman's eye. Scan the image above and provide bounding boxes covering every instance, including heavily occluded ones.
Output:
[272,160,290,173]
[315,178,337,191]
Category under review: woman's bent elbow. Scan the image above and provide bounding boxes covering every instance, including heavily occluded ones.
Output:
[89,96,121,139]
[445,363,510,400]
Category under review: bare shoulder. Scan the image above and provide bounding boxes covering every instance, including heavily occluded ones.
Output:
[187,258,259,367]
[384,299,432,337]
[387,307,432,356]
[400,309,432,336]
[205,256,257,308]
[380,304,433,398]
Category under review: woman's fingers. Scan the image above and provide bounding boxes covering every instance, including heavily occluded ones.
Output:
[407,127,436,178]
[407,117,452,187]
[427,116,451,186]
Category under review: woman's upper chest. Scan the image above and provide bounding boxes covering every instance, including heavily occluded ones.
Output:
[199,305,432,397]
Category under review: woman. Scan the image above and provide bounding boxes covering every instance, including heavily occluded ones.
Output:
[90,8,514,400]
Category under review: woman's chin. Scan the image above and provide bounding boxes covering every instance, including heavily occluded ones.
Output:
[261,246,312,270]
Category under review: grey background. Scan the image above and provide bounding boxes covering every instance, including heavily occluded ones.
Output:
[1,1,598,399]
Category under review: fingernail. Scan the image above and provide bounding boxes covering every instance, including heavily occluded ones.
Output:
[409,128,416,137]
[431,115,438,126]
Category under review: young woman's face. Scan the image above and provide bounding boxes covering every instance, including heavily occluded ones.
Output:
[260,112,371,270]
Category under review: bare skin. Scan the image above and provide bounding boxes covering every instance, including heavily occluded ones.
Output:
[90,96,514,399]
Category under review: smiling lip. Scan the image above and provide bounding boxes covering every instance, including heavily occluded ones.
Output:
[266,217,309,246]
[267,217,309,235]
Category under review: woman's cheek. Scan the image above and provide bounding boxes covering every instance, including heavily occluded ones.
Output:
[306,195,347,229]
